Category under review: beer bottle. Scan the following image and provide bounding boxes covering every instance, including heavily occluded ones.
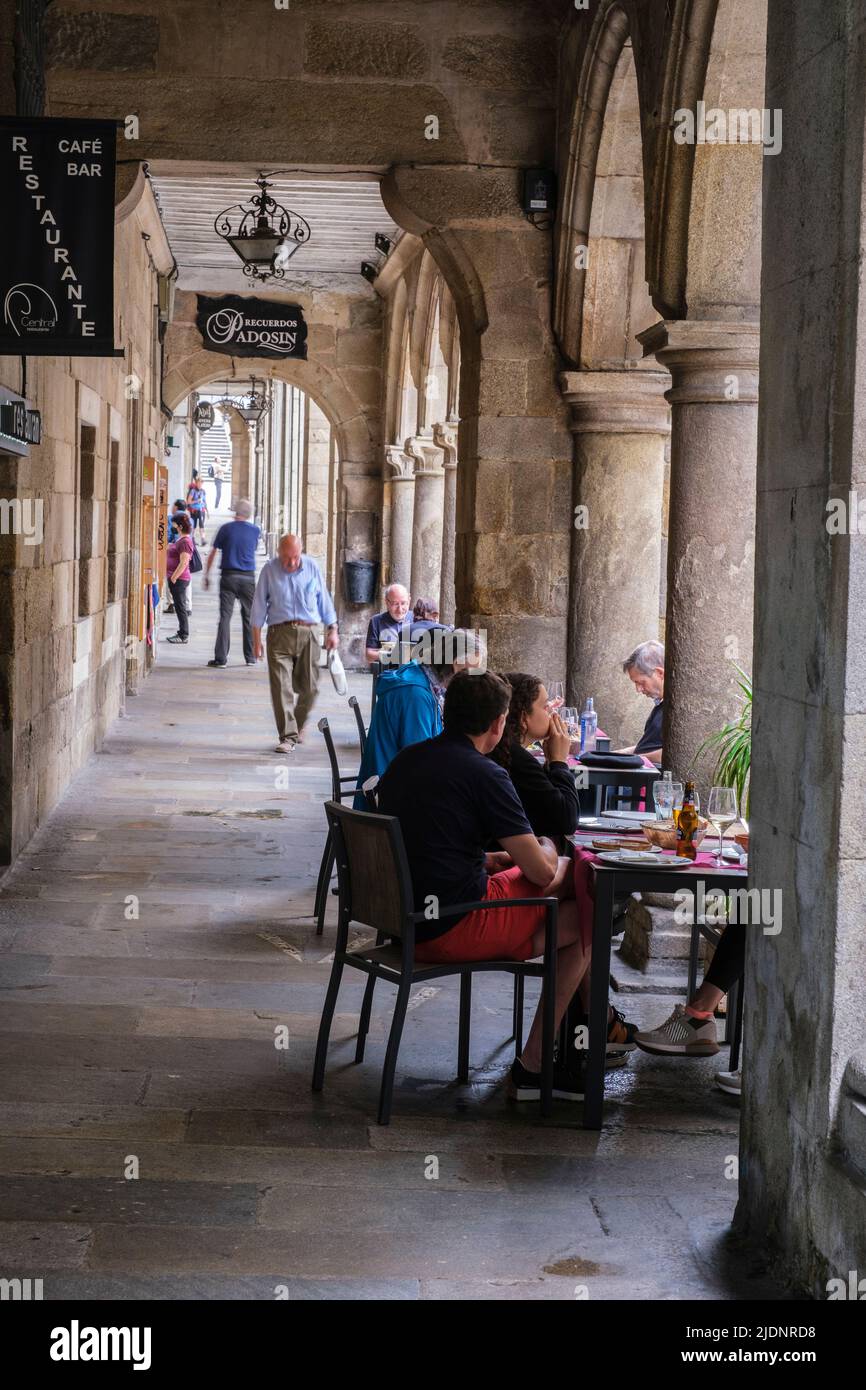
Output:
[676,780,699,860]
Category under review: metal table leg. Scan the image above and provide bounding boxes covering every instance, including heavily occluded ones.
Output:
[583,869,615,1129]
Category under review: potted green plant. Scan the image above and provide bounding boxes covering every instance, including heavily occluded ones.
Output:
[697,665,752,817]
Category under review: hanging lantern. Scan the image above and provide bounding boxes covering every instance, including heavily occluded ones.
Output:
[214,175,311,283]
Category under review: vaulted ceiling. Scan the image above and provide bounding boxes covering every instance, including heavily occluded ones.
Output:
[147,164,400,297]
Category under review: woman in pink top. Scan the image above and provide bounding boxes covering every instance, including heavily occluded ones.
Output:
[166,512,194,644]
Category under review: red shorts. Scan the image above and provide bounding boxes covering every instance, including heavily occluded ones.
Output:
[414,866,546,964]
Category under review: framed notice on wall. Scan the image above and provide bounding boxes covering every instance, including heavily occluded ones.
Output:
[156,466,169,588]
[140,496,155,638]
[0,117,120,357]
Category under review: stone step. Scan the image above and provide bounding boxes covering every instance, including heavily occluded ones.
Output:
[610,951,689,996]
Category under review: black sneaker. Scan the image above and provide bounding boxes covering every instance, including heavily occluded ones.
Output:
[509,1058,584,1102]
[207,659,227,668]
[166,635,188,644]
[572,1006,638,1056]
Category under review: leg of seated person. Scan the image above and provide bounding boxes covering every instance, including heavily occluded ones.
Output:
[519,898,588,1074]
[635,924,745,1057]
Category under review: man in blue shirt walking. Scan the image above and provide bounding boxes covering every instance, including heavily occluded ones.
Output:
[251,533,339,752]
[204,498,261,667]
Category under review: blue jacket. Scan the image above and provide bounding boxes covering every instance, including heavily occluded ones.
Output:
[353,664,443,808]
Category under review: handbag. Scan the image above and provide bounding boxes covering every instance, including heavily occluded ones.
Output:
[328,648,348,695]
[578,751,643,768]
[189,543,203,574]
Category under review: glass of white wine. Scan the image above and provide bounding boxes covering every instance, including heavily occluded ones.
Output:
[707,785,738,865]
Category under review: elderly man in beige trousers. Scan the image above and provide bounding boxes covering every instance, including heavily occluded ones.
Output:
[250,534,340,753]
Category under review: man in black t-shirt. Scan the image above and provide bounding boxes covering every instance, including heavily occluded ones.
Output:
[617,639,665,764]
[377,670,591,1100]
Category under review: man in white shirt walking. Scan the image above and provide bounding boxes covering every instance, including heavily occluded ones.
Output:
[251,534,339,752]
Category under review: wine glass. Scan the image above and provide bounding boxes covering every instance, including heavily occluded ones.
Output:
[653,779,674,821]
[547,680,565,711]
[560,706,579,737]
[707,785,738,865]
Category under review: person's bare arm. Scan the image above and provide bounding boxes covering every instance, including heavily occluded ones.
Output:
[615,742,636,754]
[498,833,559,887]
[365,646,382,663]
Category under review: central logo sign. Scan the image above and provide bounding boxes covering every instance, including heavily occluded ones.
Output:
[196,294,308,360]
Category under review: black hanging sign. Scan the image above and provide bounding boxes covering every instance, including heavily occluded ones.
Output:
[0,117,118,357]
[196,294,308,360]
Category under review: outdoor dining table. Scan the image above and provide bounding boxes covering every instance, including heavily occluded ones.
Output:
[558,837,750,1129]
[574,759,662,815]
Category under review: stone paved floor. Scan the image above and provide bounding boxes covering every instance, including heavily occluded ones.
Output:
[0,538,790,1300]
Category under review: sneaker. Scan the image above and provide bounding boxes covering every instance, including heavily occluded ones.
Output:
[166,635,188,644]
[572,1006,638,1055]
[245,659,256,666]
[207,659,227,668]
[634,1004,719,1057]
[509,1058,584,1102]
[606,1005,638,1054]
[715,1066,742,1097]
[274,740,296,754]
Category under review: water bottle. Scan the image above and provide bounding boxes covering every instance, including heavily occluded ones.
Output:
[579,697,598,754]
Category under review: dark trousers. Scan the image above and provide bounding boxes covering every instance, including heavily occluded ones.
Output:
[168,578,190,638]
[705,923,745,994]
[215,570,255,663]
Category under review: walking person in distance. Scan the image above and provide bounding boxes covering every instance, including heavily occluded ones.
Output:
[165,512,193,646]
[204,498,261,668]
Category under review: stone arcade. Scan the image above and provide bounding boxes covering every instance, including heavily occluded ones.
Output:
[0,0,863,1303]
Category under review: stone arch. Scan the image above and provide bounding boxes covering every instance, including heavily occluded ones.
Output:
[555,1,639,367]
[644,0,766,320]
[383,276,409,447]
[164,346,375,471]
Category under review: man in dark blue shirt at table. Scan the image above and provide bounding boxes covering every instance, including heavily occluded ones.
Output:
[377,670,590,1101]
[617,639,665,764]
[203,498,261,668]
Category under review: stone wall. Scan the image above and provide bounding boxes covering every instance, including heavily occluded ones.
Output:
[44,0,563,169]
[736,0,866,1294]
[0,176,169,865]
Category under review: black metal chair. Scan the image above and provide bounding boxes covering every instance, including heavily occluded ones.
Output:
[348,695,367,753]
[313,717,361,936]
[312,801,559,1123]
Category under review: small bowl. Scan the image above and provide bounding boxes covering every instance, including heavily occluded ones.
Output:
[733,830,750,853]
[643,817,708,851]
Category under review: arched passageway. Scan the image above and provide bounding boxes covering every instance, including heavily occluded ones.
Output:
[0,0,863,1313]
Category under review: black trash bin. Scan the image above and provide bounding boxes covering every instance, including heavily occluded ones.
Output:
[343,559,378,605]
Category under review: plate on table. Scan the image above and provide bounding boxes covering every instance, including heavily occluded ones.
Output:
[594,813,656,831]
[596,850,693,869]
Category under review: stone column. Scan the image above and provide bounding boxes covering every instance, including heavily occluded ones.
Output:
[734,0,866,1292]
[406,435,445,602]
[304,399,331,569]
[385,444,415,591]
[637,320,759,792]
[226,409,253,508]
[433,419,458,624]
[560,370,670,746]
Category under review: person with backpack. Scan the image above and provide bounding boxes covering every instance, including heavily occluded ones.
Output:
[165,513,194,645]
[186,473,208,546]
